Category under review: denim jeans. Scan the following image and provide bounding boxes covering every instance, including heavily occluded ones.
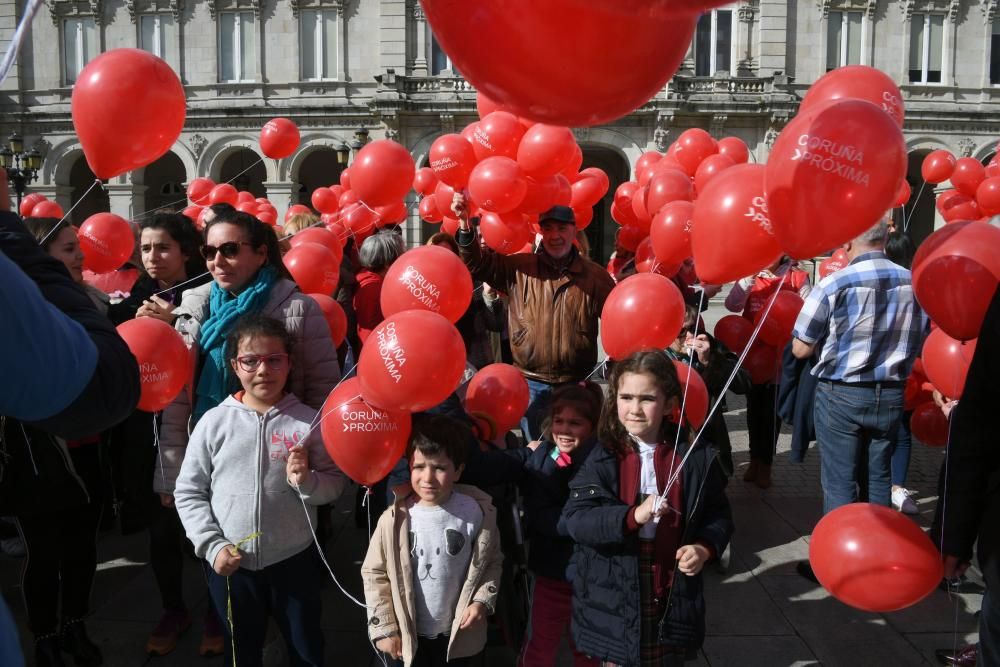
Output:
[813,381,903,514]
[890,411,913,487]
[520,379,558,442]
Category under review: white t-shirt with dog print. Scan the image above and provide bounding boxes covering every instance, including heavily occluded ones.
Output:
[409,491,483,637]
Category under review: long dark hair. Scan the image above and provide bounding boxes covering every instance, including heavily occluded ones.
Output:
[598,349,685,455]
[23,217,71,251]
[140,212,206,280]
[205,209,292,281]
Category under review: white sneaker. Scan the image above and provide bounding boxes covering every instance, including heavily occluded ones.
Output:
[892,487,918,515]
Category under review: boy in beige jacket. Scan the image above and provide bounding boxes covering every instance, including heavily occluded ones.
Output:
[361,414,503,666]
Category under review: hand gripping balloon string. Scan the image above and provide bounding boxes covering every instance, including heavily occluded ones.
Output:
[224,531,261,667]
[658,272,788,505]
[38,179,103,247]
[0,0,44,87]
[903,180,927,233]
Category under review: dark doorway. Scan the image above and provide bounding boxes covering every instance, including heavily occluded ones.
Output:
[68,156,110,225]
[902,150,937,248]
[141,151,187,215]
[580,145,630,265]
[219,148,268,198]
[297,148,344,206]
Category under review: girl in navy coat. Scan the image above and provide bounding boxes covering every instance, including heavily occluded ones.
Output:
[562,350,733,667]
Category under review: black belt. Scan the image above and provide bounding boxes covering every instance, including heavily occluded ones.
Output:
[821,379,905,389]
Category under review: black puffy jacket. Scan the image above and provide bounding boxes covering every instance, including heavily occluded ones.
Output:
[562,439,733,666]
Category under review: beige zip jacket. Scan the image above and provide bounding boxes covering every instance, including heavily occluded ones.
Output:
[361,484,503,665]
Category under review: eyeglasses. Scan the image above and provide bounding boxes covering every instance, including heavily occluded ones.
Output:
[200,241,252,261]
[234,353,289,373]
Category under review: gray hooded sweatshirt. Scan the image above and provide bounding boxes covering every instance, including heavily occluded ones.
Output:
[174,392,346,571]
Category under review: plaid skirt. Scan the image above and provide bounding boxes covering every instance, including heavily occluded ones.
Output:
[603,540,685,667]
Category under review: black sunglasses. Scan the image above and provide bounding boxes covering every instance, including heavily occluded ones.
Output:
[200,241,252,261]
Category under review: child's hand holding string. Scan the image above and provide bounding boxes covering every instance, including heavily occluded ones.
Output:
[213,544,242,576]
[286,445,310,487]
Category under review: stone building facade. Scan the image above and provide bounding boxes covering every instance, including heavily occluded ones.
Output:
[2,0,1000,259]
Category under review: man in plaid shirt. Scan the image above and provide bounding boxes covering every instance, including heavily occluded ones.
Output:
[791,217,928,514]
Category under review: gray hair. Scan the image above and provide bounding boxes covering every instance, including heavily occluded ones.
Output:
[359,229,405,272]
[856,217,890,246]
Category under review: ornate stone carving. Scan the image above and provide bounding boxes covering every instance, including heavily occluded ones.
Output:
[32,138,52,159]
[47,0,105,25]
[653,127,670,152]
[412,2,424,20]
[764,126,779,149]
[739,0,758,22]
[817,0,830,19]
[125,0,184,22]
[902,0,914,20]
[710,114,728,138]
[948,0,960,21]
[440,113,455,134]
[957,137,976,157]
[289,0,343,18]
[206,0,260,20]
[985,0,998,22]
[189,133,208,161]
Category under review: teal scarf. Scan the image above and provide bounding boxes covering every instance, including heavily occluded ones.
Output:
[193,265,280,421]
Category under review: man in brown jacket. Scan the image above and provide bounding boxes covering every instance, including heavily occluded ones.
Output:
[453,198,615,440]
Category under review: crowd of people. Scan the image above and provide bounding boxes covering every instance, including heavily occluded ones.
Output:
[0,175,997,667]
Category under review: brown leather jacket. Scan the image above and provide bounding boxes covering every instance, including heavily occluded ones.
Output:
[458,233,615,384]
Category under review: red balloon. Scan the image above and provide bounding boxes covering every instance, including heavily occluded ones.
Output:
[468,157,527,214]
[631,186,653,234]
[765,99,906,259]
[432,181,457,220]
[413,167,438,196]
[289,227,344,265]
[809,503,942,612]
[692,164,782,284]
[616,225,645,253]
[694,154,736,195]
[650,200,694,267]
[572,206,594,230]
[951,157,987,198]
[186,178,214,206]
[600,273,685,360]
[350,140,416,207]
[519,175,561,214]
[480,211,532,255]
[380,245,473,323]
[646,168,693,218]
[259,118,300,159]
[635,152,663,185]
[308,293,348,347]
[311,187,339,214]
[78,213,134,274]
[116,317,192,412]
[440,216,461,237]
[570,169,610,209]
[912,221,1000,340]
[742,343,781,384]
[284,242,340,295]
[319,377,412,487]
[472,111,525,161]
[71,49,186,179]
[420,1,696,126]
[714,315,754,354]
[464,363,530,435]
[181,205,203,222]
[234,201,258,215]
[921,329,977,399]
[818,255,848,279]
[285,204,312,222]
[429,134,477,188]
[988,156,1000,179]
[922,149,957,184]
[560,143,584,181]
[753,291,803,347]
[419,196,443,223]
[516,124,577,179]
[936,189,962,214]
[910,401,950,447]
[552,174,572,207]
[374,200,408,226]
[611,201,638,228]
[799,65,905,128]
[340,169,351,190]
[344,203,377,237]
[893,179,912,208]
[30,200,64,218]
[476,91,506,119]
[939,191,981,223]
[717,137,750,165]
[672,129,718,177]
[358,310,467,412]
[209,183,238,207]
[976,177,1000,216]
[614,181,640,210]
[339,189,360,210]
[19,193,46,218]
[672,361,708,430]
[236,191,256,205]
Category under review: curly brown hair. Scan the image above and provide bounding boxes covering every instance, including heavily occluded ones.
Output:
[597,350,686,456]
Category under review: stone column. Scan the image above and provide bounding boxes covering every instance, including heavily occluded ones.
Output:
[412,3,428,76]
[106,182,135,219]
[264,181,297,216]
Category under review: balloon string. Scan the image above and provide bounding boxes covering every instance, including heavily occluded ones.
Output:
[0,0,43,86]
[658,271,789,504]
[38,178,102,246]
[903,180,927,233]
[131,158,266,222]
[224,530,261,667]
[671,286,707,456]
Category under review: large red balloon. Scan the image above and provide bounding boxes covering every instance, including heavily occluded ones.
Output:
[516,124,578,180]
[19,193,45,218]
[432,181,457,220]
[922,330,977,399]
[519,175,561,215]
[754,291,804,347]
[358,310,467,412]
[922,150,957,184]
[429,134,477,188]
[717,137,750,164]
[645,168,693,218]
[344,203,377,236]
[939,191,981,223]
[910,401,949,447]
[117,317,192,412]
[259,118,300,159]
[893,179,912,208]
[672,129,718,177]
[912,221,1000,341]
[186,178,215,206]
[285,204,313,222]
[600,273,685,360]
[464,364,530,435]
[284,242,340,295]
[468,157,527,213]
[71,49,186,179]
[350,140,416,207]
[809,503,943,612]
[308,293,348,347]
[419,196,443,223]
[480,212,533,255]
[616,225,645,253]
[691,164,782,284]
[976,177,1000,216]
[78,213,135,274]
[413,166,438,196]
[714,315,754,354]
[310,187,339,215]
[31,200,64,219]
[635,152,663,185]
[650,200,694,267]
[209,183,239,207]
[672,361,708,430]
[380,245,474,324]
[694,153,736,195]
[420,1,696,126]
[951,157,987,198]
[570,168,610,209]
[289,227,344,265]
[765,99,906,259]
[472,111,525,161]
[798,65,905,127]
[319,377,412,487]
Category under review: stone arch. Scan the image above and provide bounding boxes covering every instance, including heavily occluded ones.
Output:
[973,142,996,163]
[410,128,444,169]
[282,133,352,182]
[905,136,953,154]
[170,139,201,181]
[46,138,85,188]
[571,127,638,172]
[203,136,279,183]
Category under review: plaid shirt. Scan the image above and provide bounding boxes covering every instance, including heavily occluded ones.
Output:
[792,251,928,382]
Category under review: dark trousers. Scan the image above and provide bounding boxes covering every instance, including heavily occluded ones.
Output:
[746,383,781,465]
[206,547,324,667]
[148,501,190,612]
[16,500,102,635]
[413,634,473,667]
[981,588,999,667]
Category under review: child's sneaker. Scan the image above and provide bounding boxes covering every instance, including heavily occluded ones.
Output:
[145,610,191,656]
[199,609,225,657]
[892,487,918,515]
